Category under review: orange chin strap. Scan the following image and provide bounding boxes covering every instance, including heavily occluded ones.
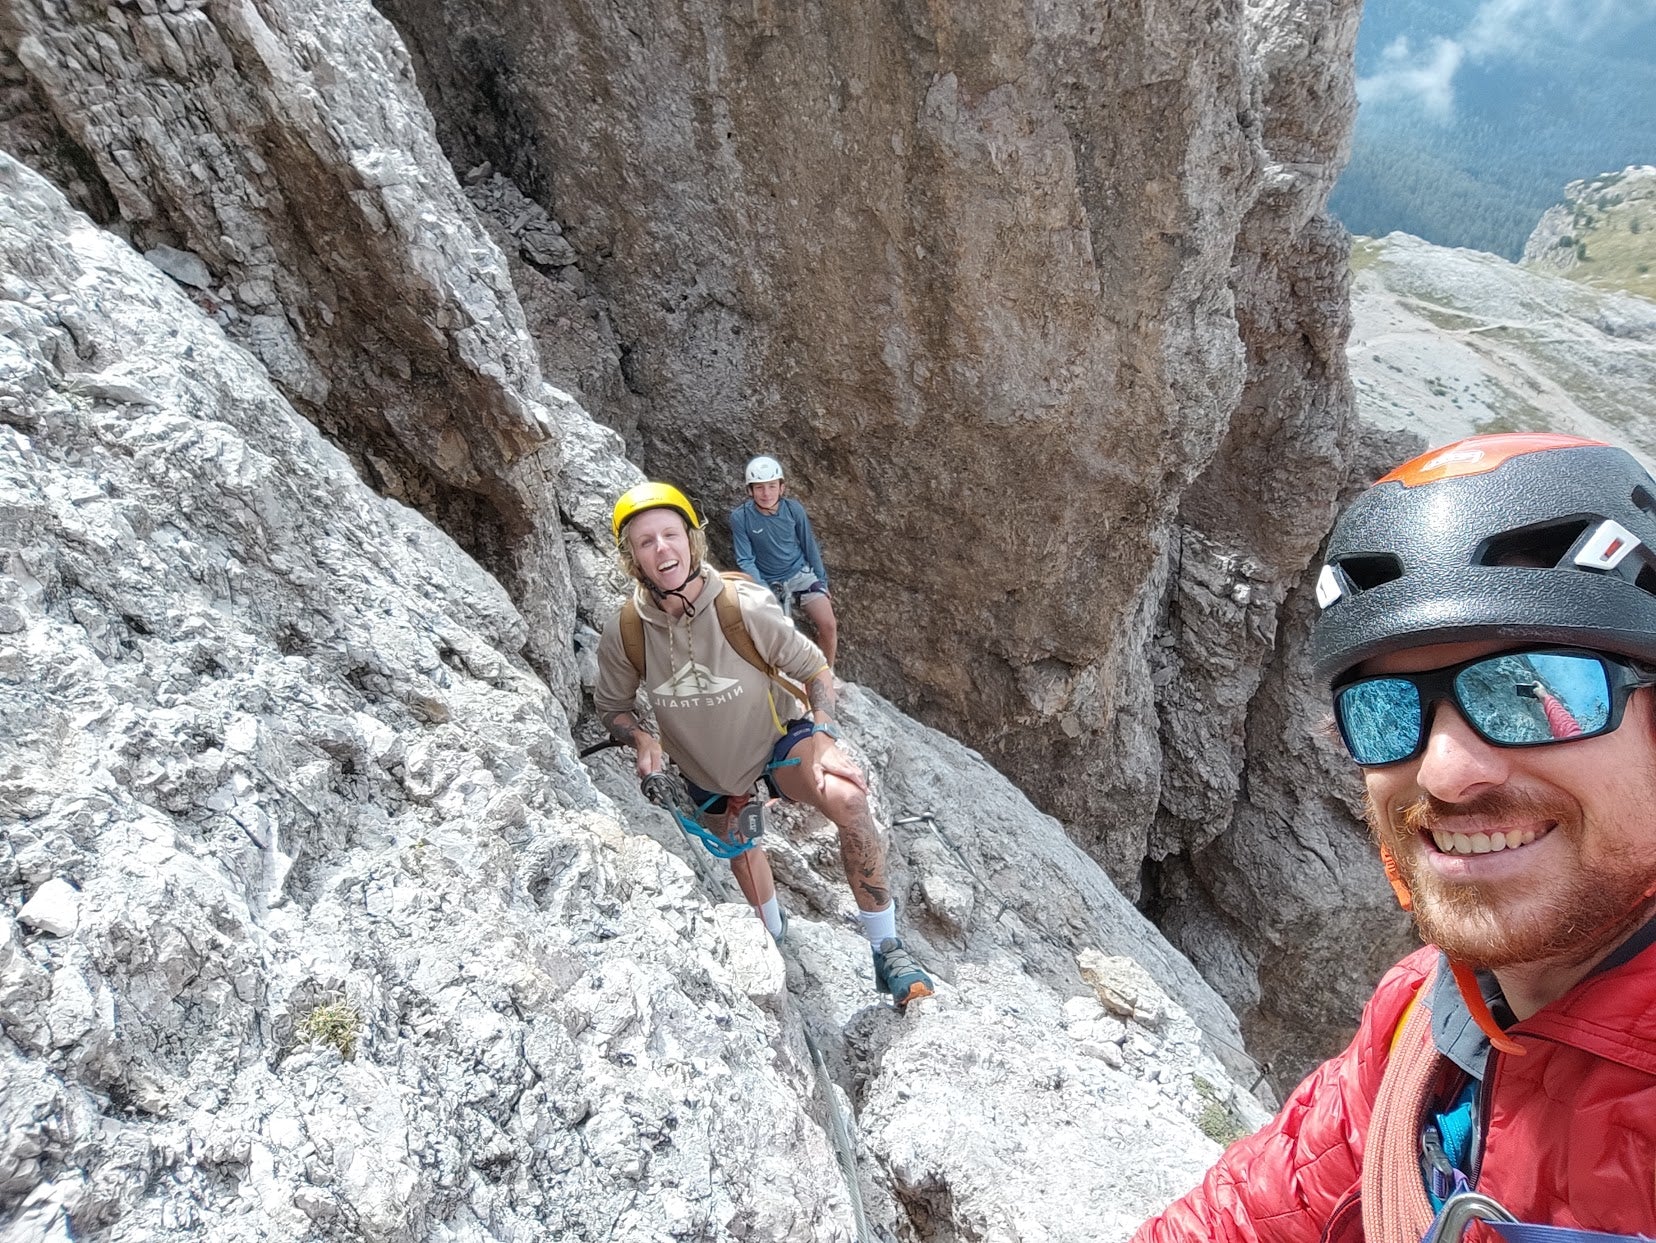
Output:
[1379,845,1413,912]
[1380,844,1524,1056]
[1448,959,1525,1056]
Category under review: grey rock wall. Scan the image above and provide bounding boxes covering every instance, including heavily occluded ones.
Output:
[0,0,1389,1183]
[373,0,1366,909]
[0,150,1262,1241]
[0,0,579,701]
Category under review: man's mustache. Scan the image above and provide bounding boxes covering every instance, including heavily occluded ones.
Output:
[1395,789,1569,836]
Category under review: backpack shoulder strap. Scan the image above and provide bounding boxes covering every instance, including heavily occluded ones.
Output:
[619,596,646,681]
[715,573,773,675]
[717,573,808,703]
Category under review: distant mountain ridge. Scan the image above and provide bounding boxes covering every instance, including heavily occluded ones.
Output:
[1522,165,1656,301]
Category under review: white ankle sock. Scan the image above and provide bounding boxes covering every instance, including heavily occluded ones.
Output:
[759,897,784,937]
[856,903,896,945]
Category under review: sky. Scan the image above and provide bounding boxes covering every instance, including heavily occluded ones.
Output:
[1358,0,1656,120]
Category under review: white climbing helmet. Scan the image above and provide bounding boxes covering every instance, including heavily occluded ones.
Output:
[745,455,785,486]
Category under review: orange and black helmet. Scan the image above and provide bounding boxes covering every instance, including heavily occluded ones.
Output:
[1312,432,1656,685]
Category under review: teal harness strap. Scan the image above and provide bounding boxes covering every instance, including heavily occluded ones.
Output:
[671,800,756,860]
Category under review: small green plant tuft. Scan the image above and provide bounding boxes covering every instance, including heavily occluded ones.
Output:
[298,1001,362,1060]
[1191,1075,1252,1147]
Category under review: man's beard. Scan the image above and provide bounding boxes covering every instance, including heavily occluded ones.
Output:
[1368,788,1656,971]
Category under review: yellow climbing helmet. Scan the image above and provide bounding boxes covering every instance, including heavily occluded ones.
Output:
[611,481,701,541]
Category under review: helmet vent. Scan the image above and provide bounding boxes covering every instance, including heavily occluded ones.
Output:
[1477,520,1589,569]
[1633,484,1656,519]
[1637,563,1656,599]
[1334,554,1404,591]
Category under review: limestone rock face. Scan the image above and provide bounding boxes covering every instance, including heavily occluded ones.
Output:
[1351,231,1656,458]
[0,150,1260,1240]
[0,0,1396,1205]
[377,0,1365,896]
[1522,164,1656,300]
[0,0,579,698]
[1148,420,1424,1089]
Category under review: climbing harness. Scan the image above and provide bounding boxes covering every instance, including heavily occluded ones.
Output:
[641,769,761,860]
[1420,1189,1656,1243]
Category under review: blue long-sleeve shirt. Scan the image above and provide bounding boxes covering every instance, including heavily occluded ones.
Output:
[729,496,828,589]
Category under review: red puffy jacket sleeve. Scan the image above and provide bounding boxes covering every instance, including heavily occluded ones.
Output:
[1132,949,1437,1243]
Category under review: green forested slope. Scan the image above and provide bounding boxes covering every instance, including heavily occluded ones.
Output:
[1331,1,1656,258]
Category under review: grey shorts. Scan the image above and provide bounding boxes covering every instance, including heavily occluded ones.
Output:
[776,567,828,603]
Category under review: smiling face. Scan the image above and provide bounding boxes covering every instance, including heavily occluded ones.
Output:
[1361,640,1656,972]
[623,507,696,594]
[748,480,783,513]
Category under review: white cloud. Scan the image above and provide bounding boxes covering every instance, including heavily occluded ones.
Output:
[1357,0,1656,117]
[1463,0,1652,57]
[1357,36,1466,120]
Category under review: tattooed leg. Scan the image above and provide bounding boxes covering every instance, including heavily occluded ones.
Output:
[771,734,889,911]
[836,816,891,911]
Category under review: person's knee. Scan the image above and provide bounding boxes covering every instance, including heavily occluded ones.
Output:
[822,779,869,826]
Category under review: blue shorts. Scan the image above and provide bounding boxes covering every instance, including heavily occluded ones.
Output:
[684,717,814,814]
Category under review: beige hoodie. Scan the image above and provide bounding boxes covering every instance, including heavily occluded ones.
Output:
[594,567,828,793]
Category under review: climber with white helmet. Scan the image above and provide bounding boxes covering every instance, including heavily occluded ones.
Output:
[594,480,934,1007]
[1137,432,1656,1241]
[730,455,840,667]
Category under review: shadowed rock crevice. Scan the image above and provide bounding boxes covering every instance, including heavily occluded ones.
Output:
[0,43,119,228]
[364,0,1361,952]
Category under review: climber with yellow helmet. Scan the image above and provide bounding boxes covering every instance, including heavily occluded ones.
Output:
[595,480,933,1007]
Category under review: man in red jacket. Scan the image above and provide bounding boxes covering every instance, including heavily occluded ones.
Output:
[1136,433,1656,1242]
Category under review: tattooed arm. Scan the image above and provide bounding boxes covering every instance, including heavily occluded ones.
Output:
[603,709,663,779]
[806,668,837,725]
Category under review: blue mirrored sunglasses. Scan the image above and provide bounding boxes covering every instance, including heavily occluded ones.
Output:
[1332,647,1656,767]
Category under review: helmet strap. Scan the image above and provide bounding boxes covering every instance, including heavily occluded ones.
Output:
[1379,845,1414,911]
[1448,959,1525,1056]
[645,560,703,611]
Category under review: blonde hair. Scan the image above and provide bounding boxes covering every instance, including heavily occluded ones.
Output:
[617,513,709,583]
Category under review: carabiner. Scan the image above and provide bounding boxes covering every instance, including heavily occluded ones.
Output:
[1422,1192,1519,1243]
